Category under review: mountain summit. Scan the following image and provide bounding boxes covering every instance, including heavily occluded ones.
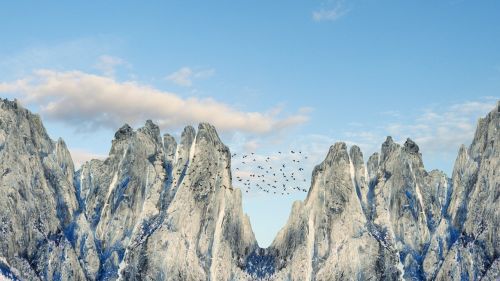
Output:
[0,98,498,280]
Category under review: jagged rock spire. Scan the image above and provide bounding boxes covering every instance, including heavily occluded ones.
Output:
[0,98,498,281]
[114,123,133,140]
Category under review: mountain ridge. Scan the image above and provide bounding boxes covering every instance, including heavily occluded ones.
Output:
[0,98,498,280]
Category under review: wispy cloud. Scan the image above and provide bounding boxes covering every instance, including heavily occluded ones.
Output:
[380,110,401,118]
[254,98,497,177]
[69,148,106,168]
[339,98,499,168]
[388,99,497,153]
[312,0,350,22]
[166,66,215,87]
[0,69,310,135]
[0,37,120,79]
[94,55,130,78]
[238,98,497,179]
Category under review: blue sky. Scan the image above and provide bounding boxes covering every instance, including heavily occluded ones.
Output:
[0,0,499,247]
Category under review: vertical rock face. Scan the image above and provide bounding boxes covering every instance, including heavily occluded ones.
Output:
[368,137,450,279]
[434,101,499,280]
[119,123,257,281]
[67,120,258,281]
[0,98,498,281]
[267,137,442,280]
[0,99,85,280]
[75,119,170,280]
[267,103,499,280]
[270,143,399,281]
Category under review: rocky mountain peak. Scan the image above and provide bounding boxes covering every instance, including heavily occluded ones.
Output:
[181,124,196,144]
[0,99,85,280]
[1,98,53,155]
[55,137,75,182]
[0,98,498,281]
[196,122,224,146]
[163,133,176,147]
[114,123,133,140]
[404,137,420,154]
[110,121,164,159]
[307,142,351,201]
[381,135,399,163]
[349,144,364,166]
[138,119,161,144]
[323,142,349,165]
[367,152,380,181]
[469,100,499,160]
[0,98,21,111]
[163,133,177,164]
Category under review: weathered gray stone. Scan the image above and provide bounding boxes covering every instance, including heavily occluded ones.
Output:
[0,98,498,281]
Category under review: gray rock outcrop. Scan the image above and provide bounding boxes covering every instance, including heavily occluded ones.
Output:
[0,98,498,280]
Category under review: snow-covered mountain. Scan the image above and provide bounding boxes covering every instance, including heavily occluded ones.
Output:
[0,98,498,280]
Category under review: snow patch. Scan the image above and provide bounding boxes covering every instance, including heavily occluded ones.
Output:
[306,211,315,281]
[116,258,127,281]
[174,142,179,164]
[105,148,128,203]
[0,257,18,281]
[415,183,425,215]
[409,163,426,216]
[396,258,405,280]
[0,273,15,281]
[349,159,356,192]
[118,161,157,280]
[364,163,368,181]
[106,173,119,203]
[349,154,364,212]
[210,189,226,280]
[189,132,197,163]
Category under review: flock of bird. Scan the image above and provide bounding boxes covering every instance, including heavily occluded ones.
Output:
[168,148,311,196]
[231,150,310,195]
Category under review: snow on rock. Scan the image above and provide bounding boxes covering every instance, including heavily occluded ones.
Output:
[270,142,398,280]
[0,99,85,280]
[0,98,498,281]
[118,123,257,281]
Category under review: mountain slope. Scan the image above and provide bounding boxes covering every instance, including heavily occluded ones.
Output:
[434,101,499,280]
[0,98,498,281]
[0,99,85,280]
[119,123,257,280]
[270,142,399,280]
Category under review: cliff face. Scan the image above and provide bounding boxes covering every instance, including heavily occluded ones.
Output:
[74,120,171,280]
[270,142,399,280]
[268,102,498,281]
[73,120,257,280]
[0,98,498,281]
[0,99,85,280]
[434,102,499,280]
[118,123,257,281]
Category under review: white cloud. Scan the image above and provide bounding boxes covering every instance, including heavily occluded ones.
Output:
[380,110,401,118]
[166,66,215,87]
[400,100,497,153]
[225,98,497,195]
[312,0,349,22]
[259,98,497,176]
[243,139,260,152]
[69,148,107,168]
[339,98,499,166]
[0,69,309,134]
[0,78,29,93]
[95,55,130,77]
